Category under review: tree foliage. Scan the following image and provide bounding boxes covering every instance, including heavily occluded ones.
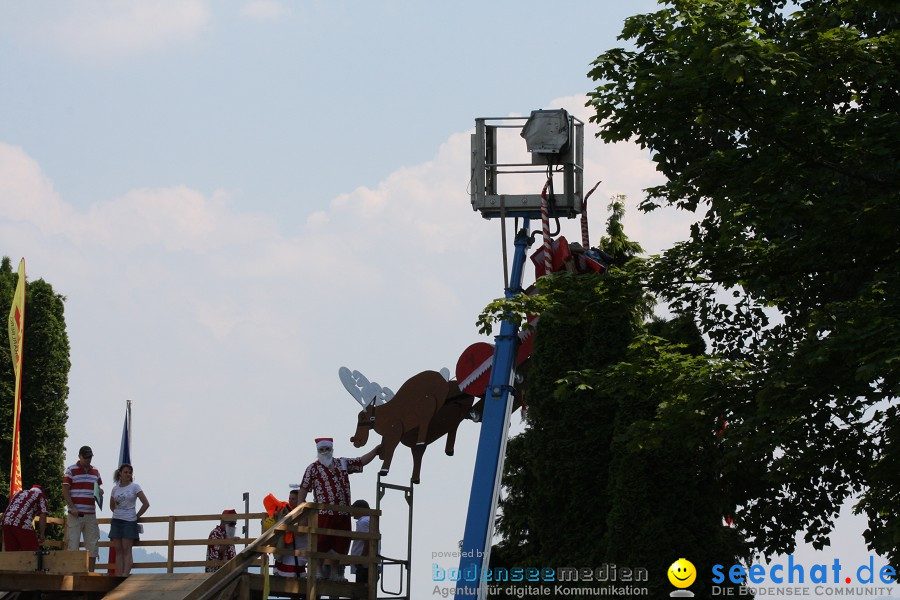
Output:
[489,203,746,596]
[0,256,70,532]
[587,0,900,562]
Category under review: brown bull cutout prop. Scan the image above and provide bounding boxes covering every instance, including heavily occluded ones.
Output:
[349,370,475,484]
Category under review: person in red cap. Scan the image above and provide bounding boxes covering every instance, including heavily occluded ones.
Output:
[1,484,48,551]
[206,509,238,572]
[298,437,380,582]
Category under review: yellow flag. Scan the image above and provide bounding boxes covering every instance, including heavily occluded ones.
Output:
[7,258,25,497]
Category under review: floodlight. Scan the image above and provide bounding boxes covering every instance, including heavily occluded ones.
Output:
[520,109,570,154]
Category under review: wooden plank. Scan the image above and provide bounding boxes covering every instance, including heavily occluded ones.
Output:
[0,550,89,574]
[46,550,90,574]
[95,513,267,525]
[0,573,121,593]
[102,574,210,600]
[0,552,40,572]
[236,574,249,600]
[248,573,368,599]
[131,538,255,547]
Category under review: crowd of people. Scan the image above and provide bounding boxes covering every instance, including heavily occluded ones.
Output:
[2,438,381,584]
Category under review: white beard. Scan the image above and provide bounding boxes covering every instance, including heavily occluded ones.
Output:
[318,450,334,468]
[225,525,236,538]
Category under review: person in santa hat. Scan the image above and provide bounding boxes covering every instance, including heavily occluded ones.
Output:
[1,484,48,551]
[298,437,380,582]
[272,488,308,578]
[205,509,238,572]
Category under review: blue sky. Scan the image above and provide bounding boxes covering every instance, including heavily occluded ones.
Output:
[0,1,890,598]
[1,0,662,224]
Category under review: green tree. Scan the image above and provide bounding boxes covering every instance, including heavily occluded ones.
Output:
[0,256,70,534]
[488,203,745,597]
[587,0,900,562]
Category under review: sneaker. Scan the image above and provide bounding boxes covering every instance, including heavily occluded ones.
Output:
[329,573,348,583]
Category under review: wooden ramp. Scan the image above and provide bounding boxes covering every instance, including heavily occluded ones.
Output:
[101,574,211,600]
[98,572,365,600]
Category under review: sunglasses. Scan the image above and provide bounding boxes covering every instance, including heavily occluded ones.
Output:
[318,447,333,453]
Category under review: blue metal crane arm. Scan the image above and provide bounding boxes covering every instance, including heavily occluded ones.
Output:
[455,219,531,599]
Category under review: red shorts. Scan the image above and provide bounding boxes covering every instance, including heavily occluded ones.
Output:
[2,525,39,551]
[317,513,351,554]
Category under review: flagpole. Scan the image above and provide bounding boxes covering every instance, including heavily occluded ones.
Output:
[110,399,132,574]
[7,258,26,498]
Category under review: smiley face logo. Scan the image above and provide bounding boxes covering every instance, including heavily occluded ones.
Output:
[668,558,696,588]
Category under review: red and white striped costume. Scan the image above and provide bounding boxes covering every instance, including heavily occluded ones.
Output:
[274,531,308,577]
[63,463,102,515]
[2,486,48,529]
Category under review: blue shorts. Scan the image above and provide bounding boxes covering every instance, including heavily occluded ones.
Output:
[109,518,140,540]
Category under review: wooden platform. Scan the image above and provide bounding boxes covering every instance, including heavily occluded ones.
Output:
[0,551,90,575]
[0,572,124,594]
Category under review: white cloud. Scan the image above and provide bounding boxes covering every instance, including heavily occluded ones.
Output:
[43,0,211,61]
[306,210,329,227]
[241,0,290,21]
[0,98,690,420]
[0,143,75,234]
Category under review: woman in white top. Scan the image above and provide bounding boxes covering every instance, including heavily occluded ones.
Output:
[109,463,149,575]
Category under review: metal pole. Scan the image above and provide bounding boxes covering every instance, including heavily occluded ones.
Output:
[242,492,249,549]
[406,479,414,600]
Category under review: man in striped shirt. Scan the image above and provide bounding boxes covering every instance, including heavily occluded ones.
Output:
[62,445,103,571]
[1,484,48,551]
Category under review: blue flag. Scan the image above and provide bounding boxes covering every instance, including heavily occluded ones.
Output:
[119,400,132,466]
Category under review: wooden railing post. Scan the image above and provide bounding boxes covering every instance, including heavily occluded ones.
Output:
[369,510,380,600]
[306,506,318,599]
[61,515,70,550]
[167,516,176,573]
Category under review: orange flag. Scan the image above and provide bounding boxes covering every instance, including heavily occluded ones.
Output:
[7,258,26,497]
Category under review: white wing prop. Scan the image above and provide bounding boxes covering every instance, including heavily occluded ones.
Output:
[339,366,395,408]
[339,366,368,407]
[377,387,394,405]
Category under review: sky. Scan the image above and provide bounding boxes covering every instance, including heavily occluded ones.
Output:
[0,1,893,598]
